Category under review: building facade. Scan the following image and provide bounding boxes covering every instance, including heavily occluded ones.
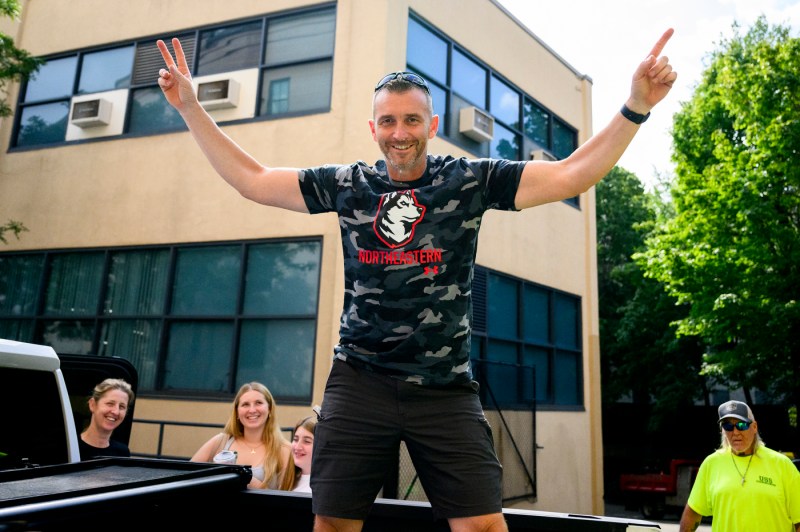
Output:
[0,0,603,515]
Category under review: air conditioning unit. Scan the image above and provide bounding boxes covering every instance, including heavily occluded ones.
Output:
[530,149,557,161]
[459,106,494,143]
[197,78,240,110]
[70,99,112,128]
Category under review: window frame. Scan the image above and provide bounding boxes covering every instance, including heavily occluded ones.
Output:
[9,3,337,150]
[405,12,580,208]
[0,238,323,403]
[471,266,584,410]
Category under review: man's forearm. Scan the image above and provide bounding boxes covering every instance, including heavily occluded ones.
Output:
[177,102,308,212]
[179,103,265,192]
[678,505,702,532]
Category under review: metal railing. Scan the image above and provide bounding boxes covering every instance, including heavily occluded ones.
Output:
[132,361,537,503]
[130,419,293,460]
[390,359,538,504]
[476,359,538,503]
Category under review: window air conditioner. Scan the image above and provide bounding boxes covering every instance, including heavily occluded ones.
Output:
[459,106,494,143]
[197,78,240,110]
[530,149,557,161]
[70,99,112,128]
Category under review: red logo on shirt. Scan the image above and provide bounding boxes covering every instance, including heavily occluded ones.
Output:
[373,190,426,248]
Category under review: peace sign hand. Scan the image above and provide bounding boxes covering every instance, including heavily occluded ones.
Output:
[156,38,197,111]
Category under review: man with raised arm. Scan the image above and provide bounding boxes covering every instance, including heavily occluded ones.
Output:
[157,29,676,532]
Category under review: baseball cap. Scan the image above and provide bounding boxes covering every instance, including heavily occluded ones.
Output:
[717,400,754,423]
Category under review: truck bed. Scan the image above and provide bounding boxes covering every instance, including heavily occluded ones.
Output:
[0,457,250,530]
[0,458,664,531]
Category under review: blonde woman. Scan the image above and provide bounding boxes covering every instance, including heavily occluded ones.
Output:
[191,382,293,490]
[79,378,135,460]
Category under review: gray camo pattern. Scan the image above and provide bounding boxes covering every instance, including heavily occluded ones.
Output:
[299,155,525,387]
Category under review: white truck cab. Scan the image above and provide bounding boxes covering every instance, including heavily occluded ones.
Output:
[0,339,81,468]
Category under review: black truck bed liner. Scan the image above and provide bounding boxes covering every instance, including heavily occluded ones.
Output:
[0,457,250,530]
[0,458,661,531]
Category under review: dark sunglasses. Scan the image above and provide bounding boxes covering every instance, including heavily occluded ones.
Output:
[374,71,430,94]
[721,421,752,432]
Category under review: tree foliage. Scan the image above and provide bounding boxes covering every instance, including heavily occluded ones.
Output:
[597,167,706,430]
[0,219,26,244]
[638,17,800,409]
[0,0,42,117]
[1,0,37,243]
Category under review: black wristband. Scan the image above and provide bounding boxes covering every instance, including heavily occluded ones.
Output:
[620,104,650,124]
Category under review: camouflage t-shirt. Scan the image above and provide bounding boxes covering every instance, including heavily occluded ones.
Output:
[299,155,525,387]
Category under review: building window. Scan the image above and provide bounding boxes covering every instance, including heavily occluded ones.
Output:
[0,254,44,340]
[523,99,550,148]
[128,86,186,135]
[552,117,578,160]
[11,5,336,147]
[0,239,322,402]
[78,45,135,94]
[471,267,583,409]
[490,75,519,129]
[259,8,335,117]
[15,55,77,147]
[427,83,447,136]
[490,122,519,160]
[405,12,579,199]
[16,101,70,147]
[407,17,448,84]
[267,78,290,114]
[260,62,333,116]
[197,20,263,76]
[451,49,487,108]
[24,55,77,101]
[100,249,170,389]
[264,9,336,65]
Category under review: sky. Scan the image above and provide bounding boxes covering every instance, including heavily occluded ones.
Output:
[495,0,800,190]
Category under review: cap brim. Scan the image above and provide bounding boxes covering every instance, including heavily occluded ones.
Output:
[719,414,750,423]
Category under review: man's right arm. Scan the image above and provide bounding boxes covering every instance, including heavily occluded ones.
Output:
[157,38,308,213]
[679,504,702,532]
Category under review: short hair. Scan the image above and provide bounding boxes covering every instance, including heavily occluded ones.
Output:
[373,78,434,117]
[91,378,134,405]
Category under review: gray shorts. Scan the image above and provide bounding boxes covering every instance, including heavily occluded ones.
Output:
[310,359,503,521]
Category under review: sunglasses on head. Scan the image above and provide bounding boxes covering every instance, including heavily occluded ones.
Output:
[374,71,430,94]
[721,420,752,432]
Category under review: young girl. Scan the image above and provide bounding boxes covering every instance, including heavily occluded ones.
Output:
[191,382,293,490]
[291,415,317,493]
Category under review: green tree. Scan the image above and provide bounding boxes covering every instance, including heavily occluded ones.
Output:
[639,18,800,413]
[597,167,706,430]
[1,0,40,243]
[0,0,42,118]
[0,219,26,243]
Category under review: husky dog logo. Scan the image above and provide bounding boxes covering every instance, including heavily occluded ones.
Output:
[373,190,426,248]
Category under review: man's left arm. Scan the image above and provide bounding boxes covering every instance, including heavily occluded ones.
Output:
[514,29,677,210]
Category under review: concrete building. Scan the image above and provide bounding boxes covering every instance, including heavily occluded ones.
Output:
[0,0,603,515]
